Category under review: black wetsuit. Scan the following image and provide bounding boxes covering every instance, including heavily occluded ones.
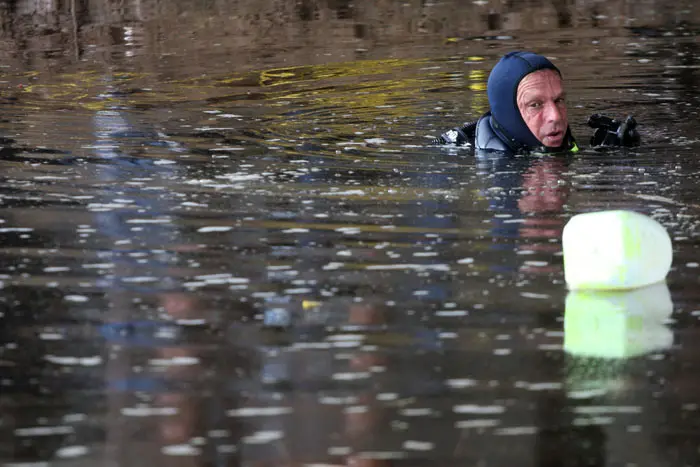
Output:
[434,111,579,155]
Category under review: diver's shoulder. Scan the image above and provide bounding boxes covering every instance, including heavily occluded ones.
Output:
[475,113,513,154]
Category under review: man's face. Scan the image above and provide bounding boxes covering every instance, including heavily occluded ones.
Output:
[516,69,568,148]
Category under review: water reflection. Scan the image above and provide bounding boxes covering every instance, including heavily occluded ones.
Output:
[564,281,674,360]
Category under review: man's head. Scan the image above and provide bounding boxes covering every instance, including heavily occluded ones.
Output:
[487,51,569,149]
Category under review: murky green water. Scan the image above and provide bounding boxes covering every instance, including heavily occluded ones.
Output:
[1,0,700,465]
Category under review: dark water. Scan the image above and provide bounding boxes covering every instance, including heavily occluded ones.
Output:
[1,0,700,465]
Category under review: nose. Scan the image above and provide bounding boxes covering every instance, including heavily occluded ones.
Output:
[544,101,563,123]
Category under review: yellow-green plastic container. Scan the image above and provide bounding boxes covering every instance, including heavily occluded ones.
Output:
[562,210,672,290]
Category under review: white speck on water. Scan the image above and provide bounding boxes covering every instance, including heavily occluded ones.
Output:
[320,396,359,405]
[63,413,87,422]
[197,226,233,233]
[399,408,434,416]
[328,447,352,456]
[524,382,563,391]
[568,388,609,399]
[0,227,33,232]
[322,189,366,196]
[335,227,361,234]
[322,262,344,270]
[687,262,699,268]
[125,217,172,224]
[413,251,438,257]
[44,267,70,273]
[573,406,642,414]
[284,287,312,294]
[86,203,128,211]
[524,261,548,267]
[453,405,505,414]
[216,173,262,182]
[377,393,398,401]
[573,416,614,426]
[122,276,158,283]
[162,444,201,456]
[242,431,284,444]
[45,355,102,366]
[39,332,64,341]
[350,451,405,459]
[149,356,200,366]
[455,419,500,429]
[436,309,467,317]
[365,264,450,271]
[228,407,293,417]
[180,201,208,207]
[446,379,477,388]
[494,349,512,355]
[55,446,88,458]
[495,426,538,436]
[332,372,370,381]
[520,292,550,299]
[457,257,474,264]
[403,440,434,451]
[282,228,310,233]
[121,406,178,417]
[64,295,88,302]
[14,426,75,436]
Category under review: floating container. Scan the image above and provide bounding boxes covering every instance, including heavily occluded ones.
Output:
[562,210,672,290]
[563,281,673,359]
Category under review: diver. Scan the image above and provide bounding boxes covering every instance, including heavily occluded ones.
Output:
[434,51,640,154]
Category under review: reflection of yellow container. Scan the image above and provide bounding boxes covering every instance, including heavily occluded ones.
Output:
[564,281,673,359]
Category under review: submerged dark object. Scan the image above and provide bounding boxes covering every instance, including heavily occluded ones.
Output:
[588,114,640,148]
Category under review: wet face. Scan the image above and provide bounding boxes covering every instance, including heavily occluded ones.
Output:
[516,69,568,148]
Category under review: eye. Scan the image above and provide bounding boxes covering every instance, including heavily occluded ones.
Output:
[529,101,542,108]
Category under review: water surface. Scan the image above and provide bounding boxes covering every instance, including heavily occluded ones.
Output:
[1,1,700,466]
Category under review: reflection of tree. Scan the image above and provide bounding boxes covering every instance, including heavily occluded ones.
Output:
[1,0,699,74]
